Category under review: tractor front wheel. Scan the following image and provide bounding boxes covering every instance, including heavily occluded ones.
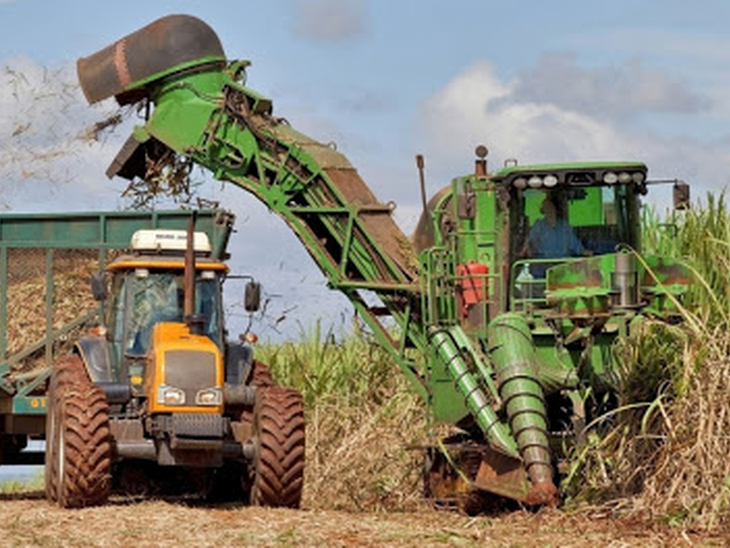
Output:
[250,386,305,508]
[45,355,112,508]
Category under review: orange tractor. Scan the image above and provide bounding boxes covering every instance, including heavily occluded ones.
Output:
[45,217,305,507]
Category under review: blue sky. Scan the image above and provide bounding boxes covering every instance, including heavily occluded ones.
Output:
[1,0,729,339]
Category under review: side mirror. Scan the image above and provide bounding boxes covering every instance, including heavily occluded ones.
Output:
[90,271,108,301]
[673,181,690,210]
[244,281,261,312]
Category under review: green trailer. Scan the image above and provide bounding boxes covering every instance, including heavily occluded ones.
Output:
[0,208,233,465]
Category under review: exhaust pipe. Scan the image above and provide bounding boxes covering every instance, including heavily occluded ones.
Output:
[77,14,225,105]
[184,211,205,336]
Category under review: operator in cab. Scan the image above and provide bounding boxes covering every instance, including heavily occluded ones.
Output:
[521,195,585,260]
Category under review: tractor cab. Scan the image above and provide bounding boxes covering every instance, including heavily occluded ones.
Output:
[101,229,228,395]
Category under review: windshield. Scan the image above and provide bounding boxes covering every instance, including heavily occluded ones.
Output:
[119,271,222,356]
[515,185,638,264]
[509,185,639,310]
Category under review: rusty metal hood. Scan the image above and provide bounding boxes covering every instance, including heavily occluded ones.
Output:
[77,14,225,105]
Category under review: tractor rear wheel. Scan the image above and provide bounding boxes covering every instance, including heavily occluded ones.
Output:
[250,386,305,508]
[45,355,112,508]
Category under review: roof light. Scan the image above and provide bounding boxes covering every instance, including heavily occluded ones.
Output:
[528,176,543,188]
[618,172,631,183]
[632,172,645,184]
[513,177,527,189]
[603,172,618,184]
[543,175,558,188]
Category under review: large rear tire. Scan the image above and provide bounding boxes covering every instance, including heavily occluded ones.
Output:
[45,355,112,508]
[250,387,305,508]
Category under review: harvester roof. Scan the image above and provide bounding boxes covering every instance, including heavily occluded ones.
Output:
[492,161,648,190]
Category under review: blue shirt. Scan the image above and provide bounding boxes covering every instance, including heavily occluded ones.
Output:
[527,218,583,258]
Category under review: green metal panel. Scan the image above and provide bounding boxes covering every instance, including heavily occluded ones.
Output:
[568,187,603,225]
[0,209,232,255]
[11,395,47,414]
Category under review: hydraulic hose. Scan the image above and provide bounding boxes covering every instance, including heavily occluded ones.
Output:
[488,313,557,504]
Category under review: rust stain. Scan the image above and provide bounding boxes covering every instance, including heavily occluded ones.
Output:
[113,39,132,89]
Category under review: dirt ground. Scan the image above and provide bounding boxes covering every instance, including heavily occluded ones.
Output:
[0,493,726,547]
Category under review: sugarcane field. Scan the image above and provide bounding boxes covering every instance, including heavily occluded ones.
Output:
[2,3,730,547]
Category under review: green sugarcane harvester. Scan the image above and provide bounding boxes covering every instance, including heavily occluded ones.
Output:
[77,15,693,508]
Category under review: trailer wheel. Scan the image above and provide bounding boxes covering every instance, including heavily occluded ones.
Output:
[45,355,112,508]
[250,387,305,508]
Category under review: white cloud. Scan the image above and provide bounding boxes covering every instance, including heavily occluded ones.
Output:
[422,61,633,164]
[293,0,368,43]
[420,61,730,202]
[508,53,709,119]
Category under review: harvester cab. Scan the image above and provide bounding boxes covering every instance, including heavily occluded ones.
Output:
[498,162,647,312]
[45,220,305,509]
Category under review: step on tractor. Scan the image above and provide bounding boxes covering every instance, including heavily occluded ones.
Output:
[45,216,305,508]
[75,15,693,510]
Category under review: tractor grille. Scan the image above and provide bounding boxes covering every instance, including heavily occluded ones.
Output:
[163,350,217,404]
[171,413,226,438]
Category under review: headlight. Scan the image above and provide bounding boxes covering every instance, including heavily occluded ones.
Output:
[618,172,631,183]
[603,172,618,184]
[158,385,185,406]
[632,172,645,184]
[196,388,223,406]
[527,176,542,188]
[513,177,527,189]
[543,174,558,188]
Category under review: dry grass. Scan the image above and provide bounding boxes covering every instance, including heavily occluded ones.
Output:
[0,498,720,547]
[303,393,426,512]
[257,325,431,513]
